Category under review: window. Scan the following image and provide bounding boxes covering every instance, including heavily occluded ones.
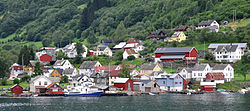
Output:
[163,81,165,85]
[44,82,47,85]
[39,81,41,85]
[179,82,182,84]
[142,84,144,86]
[175,82,178,84]
[194,73,196,76]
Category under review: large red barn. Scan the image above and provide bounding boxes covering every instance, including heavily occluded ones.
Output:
[114,78,133,91]
[154,47,198,63]
[11,84,23,95]
[40,54,53,62]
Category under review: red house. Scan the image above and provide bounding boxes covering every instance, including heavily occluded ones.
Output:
[11,84,23,95]
[45,83,64,94]
[114,78,133,91]
[154,47,198,63]
[40,54,52,62]
[200,82,216,92]
[206,72,225,84]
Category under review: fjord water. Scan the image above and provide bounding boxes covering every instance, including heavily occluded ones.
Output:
[1,94,250,111]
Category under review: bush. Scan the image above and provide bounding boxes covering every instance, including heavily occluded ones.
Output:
[60,75,68,83]
[1,78,8,86]
[127,55,136,61]
[13,78,20,84]
[21,74,31,82]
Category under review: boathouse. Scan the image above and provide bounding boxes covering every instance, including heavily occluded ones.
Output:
[114,78,133,91]
[11,84,23,95]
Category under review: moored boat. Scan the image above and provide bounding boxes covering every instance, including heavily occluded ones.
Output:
[65,91,102,97]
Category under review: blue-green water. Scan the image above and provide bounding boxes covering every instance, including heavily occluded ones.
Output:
[1,93,250,111]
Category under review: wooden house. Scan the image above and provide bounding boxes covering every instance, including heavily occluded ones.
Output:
[206,72,224,84]
[114,78,133,91]
[155,74,186,91]
[11,84,23,95]
[50,68,64,78]
[45,83,64,94]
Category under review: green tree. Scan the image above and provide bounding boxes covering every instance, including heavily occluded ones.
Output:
[113,21,126,42]
[205,52,215,61]
[127,55,136,61]
[60,75,69,83]
[0,50,11,78]
[76,42,84,55]
[114,50,123,61]
[13,78,20,84]
[1,78,8,85]
[56,50,67,60]
[21,74,31,82]
[33,62,43,77]
[118,63,132,78]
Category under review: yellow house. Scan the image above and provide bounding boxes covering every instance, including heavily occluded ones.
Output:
[50,68,63,78]
[139,63,163,75]
[168,32,186,42]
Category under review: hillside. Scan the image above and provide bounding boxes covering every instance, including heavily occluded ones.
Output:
[0,0,249,47]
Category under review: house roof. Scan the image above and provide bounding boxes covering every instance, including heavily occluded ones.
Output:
[192,64,209,71]
[31,75,52,83]
[93,45,108,51]
[113,42,127,49]
[79,61,98,69]
[208,43,247,49]
[101,38,113,43]
[214,45,238,52]
[155,47,194,53]
[140,63,159,70]
[212,64,229,70]
[160,54,185,59]
[54,60,67,66]
[125,49,138,55]
[110,70,122,77]
[103,65,119,72]
[114,78,129,83]
[171,32,184,37]
[55,68,64,74]
[206,72,224,80]
[198,20,216,26]
[63,68,74,75]
[124,43,136,48]
[127,38,137,43]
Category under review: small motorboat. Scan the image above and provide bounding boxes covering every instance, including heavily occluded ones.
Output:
[187,92,191,95]
[149,92,156,96]
[220,92,230,95]
[239,89,247,94]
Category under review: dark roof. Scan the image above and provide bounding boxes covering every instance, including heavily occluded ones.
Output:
[55,68,64,74]
[198,20,216,26]
[155,47,195,53]
[101,38,113,43]
[214,45,238,52]
[63,68,74,75]
[212,64,229,70]
[93,45,108,51]
[192,64,209,71]
[54,60,66,66]
[79,61,98,69]
[140,63,159,70]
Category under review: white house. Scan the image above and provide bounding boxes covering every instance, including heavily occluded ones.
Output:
[208,43,248,63]
[9,63,24,80]
[63,43,88,58]
[113,42,127,50]
[62,68,79,81]
[211,64,234,82]
[123,49,140,60]
[177,67,192,80]
[197,20,220,32]
[53,59,74,70]
[30,75,60,92]
[67,74,96,92]
[79,61,102,76]
[189,64,211,81]
[92,44,112,56]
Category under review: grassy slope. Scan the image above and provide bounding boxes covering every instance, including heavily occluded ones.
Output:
[227,18,250,29]
[0,82,30,90]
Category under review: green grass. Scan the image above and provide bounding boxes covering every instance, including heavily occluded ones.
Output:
[0,82,30,90]
[23,41,43,48]
[191,42,209,50]
[0,33,16,42]
[227,18,250,29]
[234,72,250,82]
[163,67,176,73]
[127,59,146,65]
[60,83,70,89]
[216,82,242,91]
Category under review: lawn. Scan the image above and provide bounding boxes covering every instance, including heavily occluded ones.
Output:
[0,33,16,42]
[163,67,177,73]
[227,18,250,29]
[234,73,250,82]
[216,82,243,91]
[0,82,30,90]
[128,59,146,65]
[191,42,209,50]
[23,41,43,48]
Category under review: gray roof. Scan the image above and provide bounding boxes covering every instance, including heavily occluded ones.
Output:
[63,68,74,75]
[198,20,215,26]
[192,64,209,71]
[212,64,229,70]
[214,45,238,52]
[208,43,247,49]
[55,68,64,75]
[93,45,108,51]
[54,60,66,66]
[155,47,195,53]
[79,61,98,69]
[160,54,185,59]
[141,63,159,70]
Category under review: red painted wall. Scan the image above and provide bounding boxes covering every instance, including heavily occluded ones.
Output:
[114,79,133,91]
[11,84,23,95]
[40,54,52,62]
[47,84,64,94]
[184,48,198,58]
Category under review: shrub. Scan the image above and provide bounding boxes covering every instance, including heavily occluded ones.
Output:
[127,55,136,61]
[13,78,20,84]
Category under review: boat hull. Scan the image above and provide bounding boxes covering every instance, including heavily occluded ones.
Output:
[65,92,103,97]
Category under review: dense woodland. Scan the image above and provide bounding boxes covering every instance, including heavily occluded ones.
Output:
[0,0,249,78]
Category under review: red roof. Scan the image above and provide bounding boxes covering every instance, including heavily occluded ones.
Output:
[110,70,123,77]
[40,54,52,62]
[13,66,23,70]
[206,72,224,80]
[127,38,137,43]
[35,86,46,89]
[46,83,55,89]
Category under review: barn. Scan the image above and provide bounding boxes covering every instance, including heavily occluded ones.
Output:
[114,78,133,91]
[154,47,198,63]
[11,84,23,95]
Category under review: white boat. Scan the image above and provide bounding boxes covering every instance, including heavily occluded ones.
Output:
[220,92,230,95]
[187,92,191,95]
[239,89,247,94]
[32,94,38,97]
[65,86,103,97]
[149,92,156,96]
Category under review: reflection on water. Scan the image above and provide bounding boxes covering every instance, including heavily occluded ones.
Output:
[0,93,250,111]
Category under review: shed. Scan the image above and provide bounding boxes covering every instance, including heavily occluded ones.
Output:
[46,83,64,94]
[200,82,216,92]
[114,78,133,91]
[11,84,23,95]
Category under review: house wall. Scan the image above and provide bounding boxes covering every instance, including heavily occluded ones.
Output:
[47,84,64,94]
[11,85,23,94]
[212,65,234,81]
[214,47,243,63]
[114,80,133,91]
[50,70,62,78]
[30,77,52,92]
[156,75,184,91]
[192,65,211,81]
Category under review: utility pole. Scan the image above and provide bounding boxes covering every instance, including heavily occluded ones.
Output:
[232,10,236,22]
